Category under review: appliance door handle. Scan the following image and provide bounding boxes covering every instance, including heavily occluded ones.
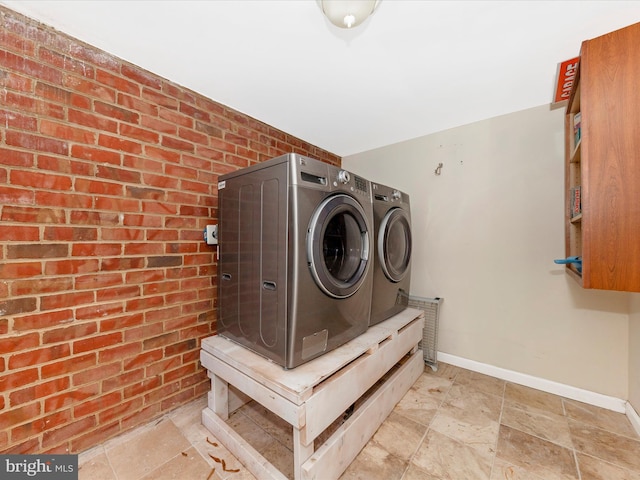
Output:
[262,281,277,291]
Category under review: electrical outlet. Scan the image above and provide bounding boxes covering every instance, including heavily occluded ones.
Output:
[204,224,218,245]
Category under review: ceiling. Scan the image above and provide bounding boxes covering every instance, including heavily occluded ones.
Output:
[2,1,640,157]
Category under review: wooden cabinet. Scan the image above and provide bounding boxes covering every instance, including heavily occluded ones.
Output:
[564,22,640,292]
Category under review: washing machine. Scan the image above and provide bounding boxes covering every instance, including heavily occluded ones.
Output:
[369,182,412,326]
[216,153,373,369]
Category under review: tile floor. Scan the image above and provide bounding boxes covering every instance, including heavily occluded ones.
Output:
[78,362,640,480]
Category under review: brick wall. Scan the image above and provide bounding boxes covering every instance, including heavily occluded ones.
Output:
[0,6,340,454]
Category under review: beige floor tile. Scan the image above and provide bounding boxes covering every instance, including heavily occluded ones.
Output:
[140,446,215,480]
[77,362,640,480]
[411,429,493,480]
[339,441,408,480]
[439,383,502,424]
[577,453,640,480]
[454,369,506,397]
[490,458,547,480]
[501,404,573,448]
[427,362,461,382]
[569,419,640,473]
[370,411,428,461]
[504,383,564,416]
[105,419,192,480]
[393,385,441,427]
[564,399,639,439]
[78,451,116,480]
[429,411,499,457]
[496,425,578,480]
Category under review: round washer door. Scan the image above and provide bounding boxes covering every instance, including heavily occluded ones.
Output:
[307,194,371,299]
[378,207,412,282]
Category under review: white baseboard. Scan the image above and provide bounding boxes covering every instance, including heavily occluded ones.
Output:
[626,402,640,436]
[437,352,627,414]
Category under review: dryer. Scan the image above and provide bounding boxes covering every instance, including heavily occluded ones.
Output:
[217,153,373,369]
[370,182,412,326]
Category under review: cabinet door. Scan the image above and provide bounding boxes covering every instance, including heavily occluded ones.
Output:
[564,22,640,292]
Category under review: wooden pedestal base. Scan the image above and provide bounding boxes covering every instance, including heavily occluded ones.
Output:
[200,308,424,480]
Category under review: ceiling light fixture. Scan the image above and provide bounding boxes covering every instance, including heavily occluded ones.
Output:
[319,0,380,29]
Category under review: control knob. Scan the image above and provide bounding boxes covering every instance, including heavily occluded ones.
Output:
[392,189,401,200]
[337,170,351,184]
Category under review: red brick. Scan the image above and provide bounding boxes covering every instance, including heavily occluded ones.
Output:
[43,226,97,241]
[71,243,122,257]
[9,377,70,407]
[11,409,72,442]
[100,257,145,271]
[13,310,73,332]
[72,361,121,386]
[123,376,161,399]
[44,258,100,275]
[96,69,140,96]
[75,272,123,291]
[40,119,96,144]
[44,383,99,413]
[63,75,116,102]
[0,367,39,391]
[71,421,121,453]
[96,165,141,184]
[118,93,158,116]
[1,206,65,224]
[74,391,122,419]
[0,147,34,167]
[12,278,73,297]
[73,332,122,354]
[119,123,159,143]
[95,285,140,303]
[0,225,39,241]
[102,369,144,393]
[40,291,95,311]
[141,115,176,135]
[75,302,123,321]
[74,177,124,196]
[161,135,194,153]
[121,404,161,431]
[98,397,143,425]
[38,47,94,77]
[9,344,71,369]
[7,243,68,259]
[0,186,35,205]
[98,341,142,363]
[122,212,163,228]
[36,191,94,210]
[37,155,93,176]
[0,49,62,84]
[41,353,97,380]
[98,133,142,154]
[0,402,41,431]
[69,211,120,226]
[0,108,37,130]
[123,349,163,371]
[42,323,98,345]
[0,332,39,355]
[68,108,118,132]
[5,131,68,155]
[42,416,96,449]
[94,196,141,213]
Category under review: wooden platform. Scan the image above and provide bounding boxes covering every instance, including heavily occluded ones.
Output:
[200,308,424,480]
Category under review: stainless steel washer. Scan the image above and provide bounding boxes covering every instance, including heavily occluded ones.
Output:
[370,182,412,326]
[217,153,373,369]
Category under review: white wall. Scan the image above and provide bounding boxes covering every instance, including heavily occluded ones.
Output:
[344,104,630,399]
[631,295,640,410]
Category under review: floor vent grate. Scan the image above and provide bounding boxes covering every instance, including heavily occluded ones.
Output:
[408,296,443,371]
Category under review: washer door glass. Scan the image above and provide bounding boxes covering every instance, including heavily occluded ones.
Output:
[378,208,412,282]
[308,194,371,299]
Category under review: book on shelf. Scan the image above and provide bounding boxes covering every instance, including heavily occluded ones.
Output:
[573,112,582,147]
[570,186,582,217]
